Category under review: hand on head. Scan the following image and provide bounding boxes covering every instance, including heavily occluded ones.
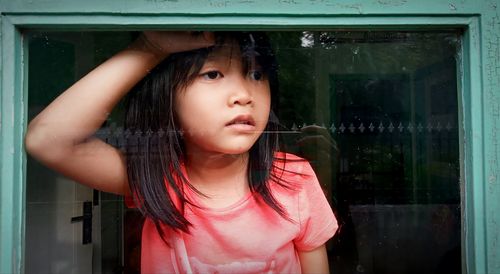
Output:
[141,31,215,57]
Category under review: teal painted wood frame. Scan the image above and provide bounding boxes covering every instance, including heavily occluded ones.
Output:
[0,1,499,273]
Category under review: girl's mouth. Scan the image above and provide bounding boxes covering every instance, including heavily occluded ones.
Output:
[226,115,256,131]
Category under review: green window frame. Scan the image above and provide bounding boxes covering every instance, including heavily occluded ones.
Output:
[1,1,498,273]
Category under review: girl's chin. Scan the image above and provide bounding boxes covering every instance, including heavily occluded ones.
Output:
[186,137,258,155]
[185,143,255,157]
[214,144,254,155]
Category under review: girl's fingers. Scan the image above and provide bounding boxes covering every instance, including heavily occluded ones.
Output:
[142,31,215,55]
[185,31,215,50]
[202,31,215,44]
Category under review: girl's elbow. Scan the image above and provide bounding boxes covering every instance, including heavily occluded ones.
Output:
[25,125,45,156]
[24,123,65,163]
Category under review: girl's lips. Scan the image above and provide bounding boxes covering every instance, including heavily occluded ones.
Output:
[226,123,256,131]
[226,115,256,127]
[225,115,256,131]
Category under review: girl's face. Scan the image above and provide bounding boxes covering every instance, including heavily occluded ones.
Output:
[175,42,271,156]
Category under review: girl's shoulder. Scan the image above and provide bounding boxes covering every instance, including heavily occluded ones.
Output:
[271,152,319,198]
[271,152,334,229]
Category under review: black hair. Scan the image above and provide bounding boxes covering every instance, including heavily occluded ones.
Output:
[124,32,290,238]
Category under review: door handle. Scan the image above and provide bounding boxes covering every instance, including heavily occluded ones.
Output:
[70,201,92,245]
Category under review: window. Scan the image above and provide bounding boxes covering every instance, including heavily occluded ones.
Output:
[25,29,462,273]
[2,2,499,274]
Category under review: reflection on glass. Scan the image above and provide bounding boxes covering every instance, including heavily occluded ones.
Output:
[26,30,461,274]
[277,31,461,274]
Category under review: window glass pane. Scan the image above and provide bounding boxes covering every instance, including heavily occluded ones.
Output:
[275,31,461,274]
[25,30,461,274]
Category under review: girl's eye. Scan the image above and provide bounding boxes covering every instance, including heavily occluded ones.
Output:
[201,71,222,80]
[249,70,264,81]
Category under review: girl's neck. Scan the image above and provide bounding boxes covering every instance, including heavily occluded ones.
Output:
[184,149,250,198]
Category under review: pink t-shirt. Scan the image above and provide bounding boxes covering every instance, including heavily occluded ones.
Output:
[140,153,338,274]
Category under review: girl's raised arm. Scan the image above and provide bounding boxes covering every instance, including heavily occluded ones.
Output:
[25,31,214,195]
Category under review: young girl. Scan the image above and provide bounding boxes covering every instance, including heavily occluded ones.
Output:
[25,31,337,273]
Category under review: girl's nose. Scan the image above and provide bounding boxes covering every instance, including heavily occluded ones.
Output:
[228,76,253,106]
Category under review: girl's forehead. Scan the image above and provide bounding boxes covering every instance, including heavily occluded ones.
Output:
[203,36,263,68]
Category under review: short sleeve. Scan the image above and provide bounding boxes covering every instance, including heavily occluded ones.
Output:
[293,161,338,251]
